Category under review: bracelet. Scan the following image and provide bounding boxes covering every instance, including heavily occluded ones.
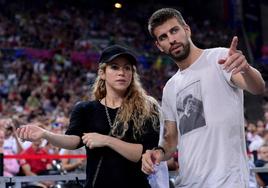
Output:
[153,146,166,155]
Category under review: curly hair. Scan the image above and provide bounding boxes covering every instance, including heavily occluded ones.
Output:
[91,63,159,139]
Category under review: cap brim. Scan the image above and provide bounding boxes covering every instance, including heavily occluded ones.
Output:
[102,52,137,66]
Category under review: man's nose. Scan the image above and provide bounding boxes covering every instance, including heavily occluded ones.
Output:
[168,34,177,44]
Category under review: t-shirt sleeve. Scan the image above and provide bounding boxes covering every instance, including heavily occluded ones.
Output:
[161,86,176,122]
[140,119,160,154]
[138,104,160,154]
[65,102,86,148]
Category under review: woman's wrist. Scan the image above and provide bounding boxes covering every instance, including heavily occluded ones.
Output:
[42,130,50,139]
[104,135,111,147]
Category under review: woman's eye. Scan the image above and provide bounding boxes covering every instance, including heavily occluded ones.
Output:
[109,64,132,71]
[124,66,132,71]
[110,65,119,70]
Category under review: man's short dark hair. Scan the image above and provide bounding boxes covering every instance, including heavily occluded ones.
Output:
[148,8,186,39]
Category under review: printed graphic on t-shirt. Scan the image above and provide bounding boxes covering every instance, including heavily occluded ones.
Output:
[176,80,206,135]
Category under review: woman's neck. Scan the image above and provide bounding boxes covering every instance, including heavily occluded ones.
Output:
[104,94,123,108]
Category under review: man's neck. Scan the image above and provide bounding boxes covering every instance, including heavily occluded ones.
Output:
[176,46,203,71]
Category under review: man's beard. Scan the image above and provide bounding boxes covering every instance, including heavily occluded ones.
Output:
[168,40,190,62]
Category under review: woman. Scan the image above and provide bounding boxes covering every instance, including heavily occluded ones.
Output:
[17,45,160,188]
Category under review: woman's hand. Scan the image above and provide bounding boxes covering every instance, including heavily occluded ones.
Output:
[82,133,109,149]
[16,122,46,142]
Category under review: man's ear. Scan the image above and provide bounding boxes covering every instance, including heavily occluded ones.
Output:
[155,41,164,52]
[184,24,191,38]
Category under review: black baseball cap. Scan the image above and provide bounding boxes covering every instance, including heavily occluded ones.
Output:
[98,45,137,66]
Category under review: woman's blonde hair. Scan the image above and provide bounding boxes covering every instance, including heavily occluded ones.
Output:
[91,63,159,139]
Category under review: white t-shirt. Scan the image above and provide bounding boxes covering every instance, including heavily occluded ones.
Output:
[3,136,18,154]
[161,48,249,188]
[248,135,264,152]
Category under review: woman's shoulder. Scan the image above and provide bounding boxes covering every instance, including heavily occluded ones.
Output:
[72,100,101,111]
[75,100,99,106]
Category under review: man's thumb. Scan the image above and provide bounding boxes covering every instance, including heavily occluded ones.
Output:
[218,59,226,65]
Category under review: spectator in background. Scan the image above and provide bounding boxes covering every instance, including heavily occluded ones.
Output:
[19,139,52,176]
[17,45,160,188]
[0,129,20,177]
[255,144,268,187]
[256,120,265,137]
[1,118,23,154]
[246,122,263,145]
[142,8,265,188]
[25,90,42,113]
[19,139,54,188]
[60,147,86,173]
[249,130,268,160]
[264,112,268,130]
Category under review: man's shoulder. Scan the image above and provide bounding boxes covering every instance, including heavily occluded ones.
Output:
[204,47,229,58]
[163,72,179,90]
[206,47,228,52]
[22,146,34,154]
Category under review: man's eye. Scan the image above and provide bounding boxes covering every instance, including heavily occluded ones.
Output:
[159,35,166,41]
[171,28,178,34]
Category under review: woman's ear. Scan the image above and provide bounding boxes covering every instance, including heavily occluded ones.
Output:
[99,69,105,80]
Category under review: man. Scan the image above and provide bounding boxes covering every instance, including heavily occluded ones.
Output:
[20,139,54,187]
[141,8,265,188]
[20,139,52,176]
[249,128,268,161]
[254,144,268,186]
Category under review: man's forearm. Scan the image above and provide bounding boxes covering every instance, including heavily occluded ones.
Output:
[159,121,178,161]
[242,66,265,94]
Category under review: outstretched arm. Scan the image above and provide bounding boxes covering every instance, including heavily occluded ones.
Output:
[219,36,265,94]
[17,122,80,150]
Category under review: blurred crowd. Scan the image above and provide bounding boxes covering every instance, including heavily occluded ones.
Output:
[0,0,268,187]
